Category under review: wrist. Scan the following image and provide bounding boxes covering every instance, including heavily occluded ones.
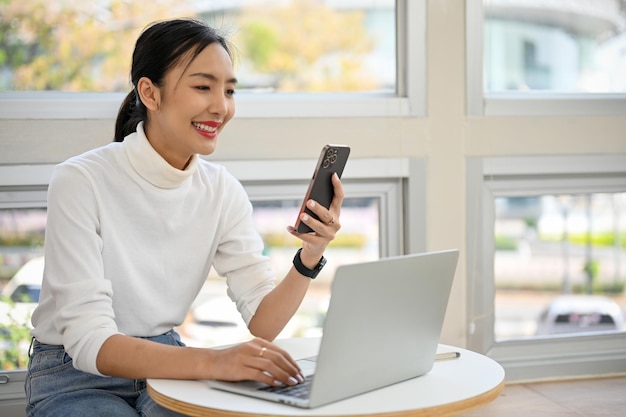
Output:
[293,248,326,279]
[299,250,322,269]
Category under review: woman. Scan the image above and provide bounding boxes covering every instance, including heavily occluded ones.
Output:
[26,18,343,416]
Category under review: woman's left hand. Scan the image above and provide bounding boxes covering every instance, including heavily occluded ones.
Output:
[287,172,344,260]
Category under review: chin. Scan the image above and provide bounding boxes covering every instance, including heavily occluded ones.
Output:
[197,143,218,156]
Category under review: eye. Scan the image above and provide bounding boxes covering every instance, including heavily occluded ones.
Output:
[226,89,236,97]
[195,85,210,91]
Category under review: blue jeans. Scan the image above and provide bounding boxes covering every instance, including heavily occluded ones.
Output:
[25,331,188,417]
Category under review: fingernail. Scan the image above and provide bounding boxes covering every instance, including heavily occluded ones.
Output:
[273,380,282,386]
[296,373,305,383]
[302,214,309,221]
[308,200,316,208]
[288,377,298,385]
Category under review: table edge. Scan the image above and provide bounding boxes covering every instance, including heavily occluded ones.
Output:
[147,378,506,417]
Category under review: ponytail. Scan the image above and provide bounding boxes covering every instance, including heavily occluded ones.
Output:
[114,90,146,142]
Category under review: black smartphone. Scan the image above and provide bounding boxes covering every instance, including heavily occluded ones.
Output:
[295,144,350,233]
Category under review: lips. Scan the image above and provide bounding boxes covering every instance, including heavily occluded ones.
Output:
[192,121,221,133]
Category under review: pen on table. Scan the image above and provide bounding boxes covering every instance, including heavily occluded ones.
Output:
[435,351,461,361]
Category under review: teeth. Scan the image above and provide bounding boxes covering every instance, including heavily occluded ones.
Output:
[192,122,217,133]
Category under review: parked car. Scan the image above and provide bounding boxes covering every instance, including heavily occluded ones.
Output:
[2,256,43,303]
[1,256,43,328]
[0,256,44,368]
[536,295,625,336]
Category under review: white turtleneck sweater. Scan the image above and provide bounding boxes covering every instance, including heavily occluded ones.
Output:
[31,123,276,376]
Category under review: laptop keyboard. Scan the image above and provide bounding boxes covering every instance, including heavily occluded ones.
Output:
[259,376,314,399]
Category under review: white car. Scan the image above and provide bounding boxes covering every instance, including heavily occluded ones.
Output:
[0,256,43,363]
[2,256,43,302]
[536,295,625,336]
[1,256,43,329]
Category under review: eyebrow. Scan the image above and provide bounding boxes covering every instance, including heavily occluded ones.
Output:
[190,72,238,85]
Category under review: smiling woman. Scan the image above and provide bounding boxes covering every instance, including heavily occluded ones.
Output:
[130,41,237,168]
[22,17,347,417]
[114,19,235,141]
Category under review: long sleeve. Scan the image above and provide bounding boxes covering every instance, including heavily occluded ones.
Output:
[33,162,120,375]
[31,124,276,375]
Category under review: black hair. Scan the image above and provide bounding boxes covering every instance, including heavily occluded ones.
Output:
[114,18,231,142]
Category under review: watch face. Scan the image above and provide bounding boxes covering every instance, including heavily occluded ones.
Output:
[317,257,327,270]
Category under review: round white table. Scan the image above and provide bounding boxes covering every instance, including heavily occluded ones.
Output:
[147,337,505,417]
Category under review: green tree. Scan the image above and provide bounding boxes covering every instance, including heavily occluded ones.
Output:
[234,0,376,92]
[0,0,193,91]
[1,1,379,93]
[0,296,31,370]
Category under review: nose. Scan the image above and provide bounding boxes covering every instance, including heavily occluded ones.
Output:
[210,92,229,117]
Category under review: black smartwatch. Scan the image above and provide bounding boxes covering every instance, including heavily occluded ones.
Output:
[293,248,326,279]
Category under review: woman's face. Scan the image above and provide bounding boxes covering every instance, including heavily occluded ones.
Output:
[143,42,237,170]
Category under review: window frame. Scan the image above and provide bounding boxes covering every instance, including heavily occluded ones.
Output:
[466,155,626,382]
[466,0,626,116]
[0,0,426,120]
[0,157,425,409]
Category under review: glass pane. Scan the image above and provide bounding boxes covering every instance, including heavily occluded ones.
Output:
[0,0,396,94]
[483,0,626,93]
[0,198,381,357]
[494,193,626,341]
[0,208,46,371]
[181,197,380,347]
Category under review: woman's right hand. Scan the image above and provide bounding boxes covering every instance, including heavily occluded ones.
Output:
[207,337,304,386]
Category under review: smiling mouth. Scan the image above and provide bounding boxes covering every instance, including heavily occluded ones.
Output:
[192,122,219,133]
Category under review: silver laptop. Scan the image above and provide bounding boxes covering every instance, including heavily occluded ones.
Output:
[208,249,459,408]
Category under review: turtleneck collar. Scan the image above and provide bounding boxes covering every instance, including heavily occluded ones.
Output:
[123,122,198,189]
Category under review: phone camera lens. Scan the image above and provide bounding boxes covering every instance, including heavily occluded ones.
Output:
[323,158,331,168]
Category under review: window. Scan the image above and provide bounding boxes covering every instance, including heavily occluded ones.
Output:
[0,0,395,95]
[0,157,418,407]
[0,0,426,118]
[484,0,626,94]
[467,0,626,115]
[494,193,626,341]
[198,159,421,345]
[181,195,383,347]
[0,208,45,370]
[467,155,626,381]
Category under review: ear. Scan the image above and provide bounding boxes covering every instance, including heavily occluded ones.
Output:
[136,77,161,111]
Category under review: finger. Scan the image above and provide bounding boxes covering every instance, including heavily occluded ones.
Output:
[295,212,338,239]
[250,340,303,385]
[267,343,302,374]
[302,200,339,229]
[306,204,336,228]
[328,172,345,212]
[261,348,302,381]
[256,359,301,386]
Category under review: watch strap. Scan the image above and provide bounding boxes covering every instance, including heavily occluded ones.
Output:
[293,248,326,279]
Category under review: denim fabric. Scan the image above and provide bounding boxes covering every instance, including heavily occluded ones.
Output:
[25,331,188,417]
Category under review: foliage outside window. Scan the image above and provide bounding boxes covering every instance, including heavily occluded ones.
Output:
[0,0,396,94]
[0,208,45,370]
[0,296,32,370]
